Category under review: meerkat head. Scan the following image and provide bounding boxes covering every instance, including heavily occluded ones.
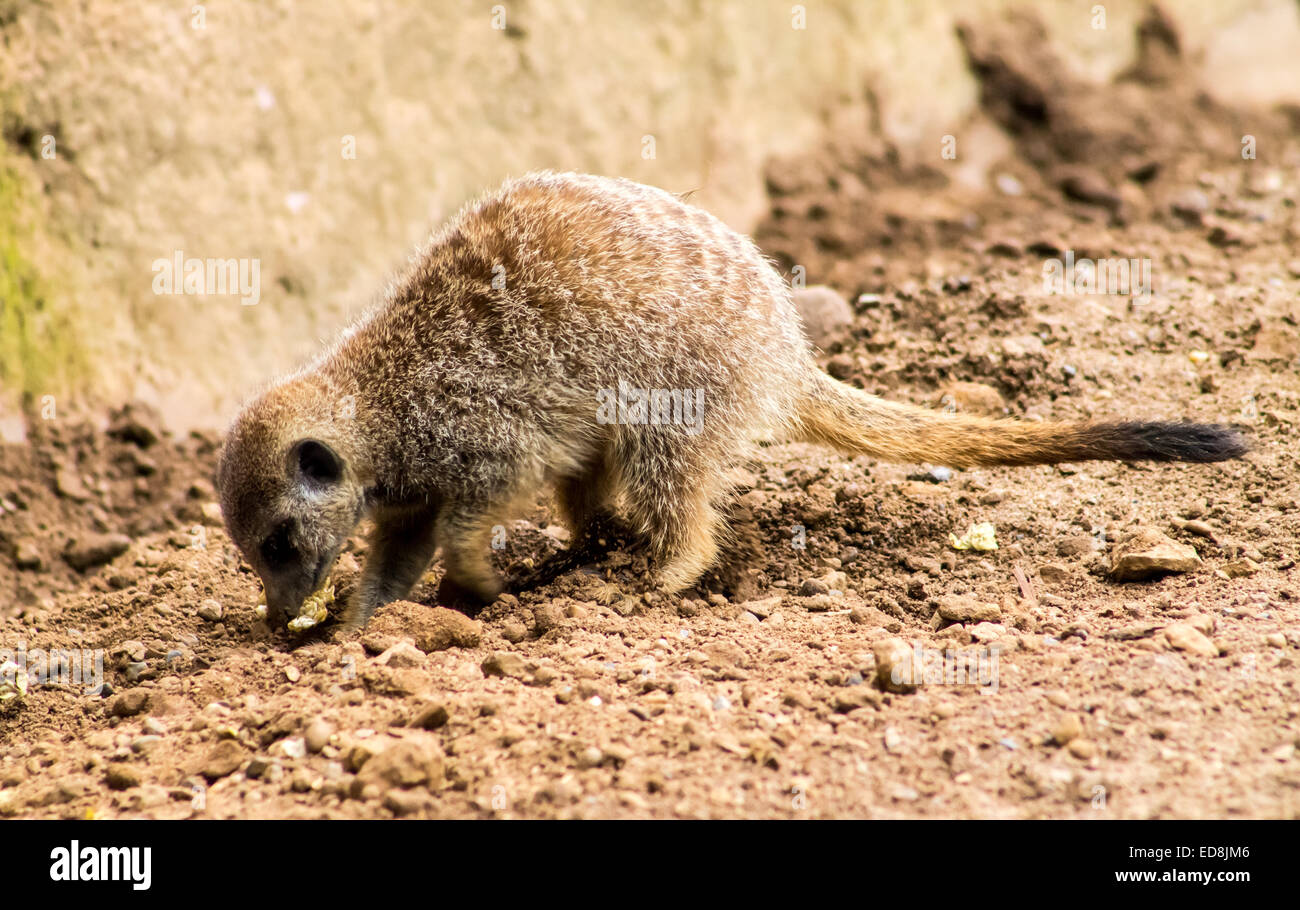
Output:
[216,385,367,627]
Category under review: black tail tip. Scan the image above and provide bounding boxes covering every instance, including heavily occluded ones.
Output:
[1093,421,1252,463]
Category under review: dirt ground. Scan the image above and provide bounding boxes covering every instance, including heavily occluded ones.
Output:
[2,11,1298,819]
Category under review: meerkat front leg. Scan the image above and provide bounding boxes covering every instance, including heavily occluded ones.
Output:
[341,503,440,629]
[624,467,722,593]
[435,501,507,606]
[555,449,616,546]
[649,493,721,593]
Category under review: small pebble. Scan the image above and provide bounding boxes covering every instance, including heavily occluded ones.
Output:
[197,600,224,622]
[304,718,334,753]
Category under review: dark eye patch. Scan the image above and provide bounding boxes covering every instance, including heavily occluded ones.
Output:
[259,520,298,570]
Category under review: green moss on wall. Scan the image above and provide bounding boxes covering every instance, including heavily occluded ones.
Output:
[0,155,81,407]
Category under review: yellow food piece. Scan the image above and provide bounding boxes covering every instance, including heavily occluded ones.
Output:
[1188,350,1211,365]
[949,522,999,551]
[0,659,28,703]
[287,578,335,633]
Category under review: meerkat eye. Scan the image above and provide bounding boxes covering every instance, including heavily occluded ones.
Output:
[293,439,343,485]
[260,520,298,569]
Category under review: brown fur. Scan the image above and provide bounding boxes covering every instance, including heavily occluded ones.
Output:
[216,171,1248,630]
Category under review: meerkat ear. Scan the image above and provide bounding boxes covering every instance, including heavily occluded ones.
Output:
[291,439,344,485]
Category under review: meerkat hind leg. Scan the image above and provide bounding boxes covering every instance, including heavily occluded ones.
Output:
[624,465,722,594]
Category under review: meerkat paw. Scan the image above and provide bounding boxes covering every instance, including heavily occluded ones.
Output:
[654,538,718,594]
[436,569,502,610]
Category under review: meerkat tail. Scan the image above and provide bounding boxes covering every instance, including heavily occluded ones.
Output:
[793,369,1249,469]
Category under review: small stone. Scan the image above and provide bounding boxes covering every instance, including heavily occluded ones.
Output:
[883,726,904,754]
[344,739,384,773]
[803,594,834,612]
[55,466,91,502]
[968,622,1005,642]
[530,666,559,686]
[1058,535,1098,558]
[995,173,1023,196]
[481,652,527,679]
[501,619,528,643]
[130,735,163,754]
[1174,519,1218,542]
[376,641,425,669]
[1052,714,1084,746]
[800,578,829,597]
[283,665,301,683]
[1249,327,1299,362]
[105,765,141,791]
[384,789,435,816]
[109,690,149,717]
[703,641,747,667]
[107,404,161,447]
[1038,563,1071,584]
[64,533,132,571]
[355,738,444,790]
[532,603,564,633]
[873,638,919,694]
[410,702,451,730]
[741,596,780,619]
[935,381,1006,417]
[1164,622,1219,658]
[1109,528,1201,581]
[1207,222,1243,247]
[1220,558,1260,578]
[14,539,43,571]
[1266,633,1287,649]
[938,597,1001,624]
[304,719,335,753]
[362,601,483,654]
[1170,188,1209,223]
[115,640,147,662]
[201,741,248,780]
[712,695,731,711]
[576,746,604,769]
[1067,738,1098,760]
[1059,167,1121,211]
[831,688,881,713]
[197,600,224,622]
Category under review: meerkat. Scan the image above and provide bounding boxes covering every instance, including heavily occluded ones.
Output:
[216,171,1248,631]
